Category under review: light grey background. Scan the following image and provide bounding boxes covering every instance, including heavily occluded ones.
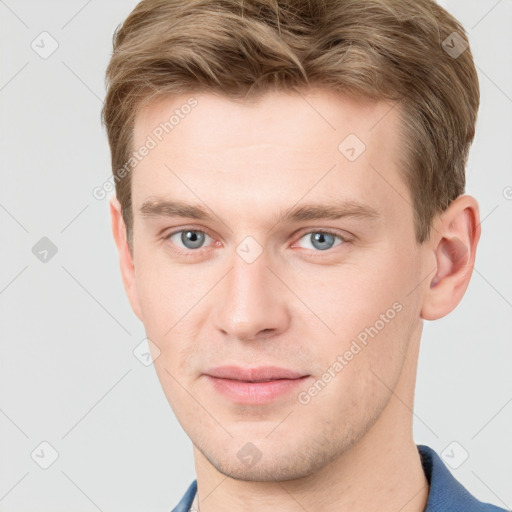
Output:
[0,0,511,510]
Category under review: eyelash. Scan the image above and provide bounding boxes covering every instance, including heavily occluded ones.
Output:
[164,227,349,257]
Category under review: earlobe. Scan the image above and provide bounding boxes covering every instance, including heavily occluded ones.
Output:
[109,196,143,321]
[421,195,481,321]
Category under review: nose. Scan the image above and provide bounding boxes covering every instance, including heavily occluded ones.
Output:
[213,248,291,342]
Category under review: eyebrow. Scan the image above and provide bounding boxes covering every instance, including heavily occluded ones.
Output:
[139,198,381,225]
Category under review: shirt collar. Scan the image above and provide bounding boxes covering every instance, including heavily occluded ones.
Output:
[418,444,503,511]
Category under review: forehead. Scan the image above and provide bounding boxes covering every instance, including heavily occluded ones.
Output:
[130,88,409,226]
[133,88,399,152]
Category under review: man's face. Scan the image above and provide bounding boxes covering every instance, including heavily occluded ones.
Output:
[125,89,428,481]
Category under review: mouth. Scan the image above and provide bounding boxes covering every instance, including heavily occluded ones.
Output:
[203,366,311,404]
[205,365,307,381]
[235,378,289,382]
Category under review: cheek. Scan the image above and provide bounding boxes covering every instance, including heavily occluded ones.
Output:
[133,250,215,377]
[136,261,200,411]
[288,259,411,345]
[133,247,197,331]
[290,245,417,387]
[299,300,412,439]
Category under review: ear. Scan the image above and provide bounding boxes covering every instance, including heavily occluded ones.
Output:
[109,196,143,321]
[421,194,481,321]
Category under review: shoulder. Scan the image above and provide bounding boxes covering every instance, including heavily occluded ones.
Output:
[418,445,508,512]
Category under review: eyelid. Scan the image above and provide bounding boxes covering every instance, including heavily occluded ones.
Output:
[164,226,216,253]
[293,227,350,241]
[164,226,351,254]
[291,228,349,251]
[165,226,214,240]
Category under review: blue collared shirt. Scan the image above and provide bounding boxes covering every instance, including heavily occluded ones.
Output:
[171,445,508,511]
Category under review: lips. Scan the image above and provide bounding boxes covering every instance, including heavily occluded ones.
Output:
[204,366,311,404]
[205,365,307,382]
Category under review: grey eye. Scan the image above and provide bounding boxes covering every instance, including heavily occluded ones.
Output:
[168,230,211,250]
[297,231,343,251]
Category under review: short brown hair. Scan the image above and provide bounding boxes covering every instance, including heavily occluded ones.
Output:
[102,0,479,252]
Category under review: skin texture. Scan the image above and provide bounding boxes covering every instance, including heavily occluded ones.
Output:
[110,88,480,511]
